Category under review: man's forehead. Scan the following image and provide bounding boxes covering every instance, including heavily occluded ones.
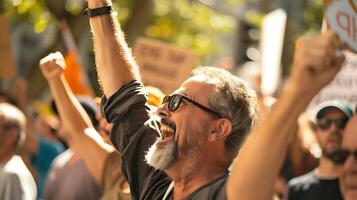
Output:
[177,77,216,96]
[183,76,218,87]
[343,115,357,150]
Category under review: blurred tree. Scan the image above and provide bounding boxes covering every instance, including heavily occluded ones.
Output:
[2,0,324,98]
[3,0,237,98]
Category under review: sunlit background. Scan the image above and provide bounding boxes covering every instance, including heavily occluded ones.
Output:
[1,0,323,98]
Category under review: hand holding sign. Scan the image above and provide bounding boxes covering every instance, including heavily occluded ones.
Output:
[325,0,357,52]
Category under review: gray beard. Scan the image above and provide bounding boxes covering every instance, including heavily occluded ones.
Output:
[145,139,178,171]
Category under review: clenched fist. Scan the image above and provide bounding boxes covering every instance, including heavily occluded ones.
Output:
[39,52,66,80]
[290,30,346,97]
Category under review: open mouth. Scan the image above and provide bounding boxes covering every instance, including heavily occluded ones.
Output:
[160,125,175,140]
[156,118,176,145]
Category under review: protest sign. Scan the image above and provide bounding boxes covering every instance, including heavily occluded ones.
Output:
[260,9,287,96]
[134,37,198,94]
[309,51,357,109]
[325,0,357,52]
[0,15,16,79]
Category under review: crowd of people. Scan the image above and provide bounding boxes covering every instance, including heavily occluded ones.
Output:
[1,0,357,200]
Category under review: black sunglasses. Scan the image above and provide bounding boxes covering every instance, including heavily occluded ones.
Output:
[316,117,348,130]
[162,94,222,118]
[329,149,357,165]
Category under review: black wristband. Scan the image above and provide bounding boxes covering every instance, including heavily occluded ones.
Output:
[83,6,112,17]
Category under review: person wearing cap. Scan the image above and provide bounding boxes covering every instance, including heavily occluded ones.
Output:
[0,103,37,200]
[287,100,353,200]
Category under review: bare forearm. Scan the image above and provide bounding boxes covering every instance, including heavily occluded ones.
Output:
[229,31,344,199]
[227,83,313,200]
[48,76,92,133]
[47,76,112,183]
[88,0,141,97]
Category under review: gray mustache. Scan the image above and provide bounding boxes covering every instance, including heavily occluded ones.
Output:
[161,118,176,132]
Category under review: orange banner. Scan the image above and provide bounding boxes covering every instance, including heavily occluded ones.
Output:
[64,51,93,97]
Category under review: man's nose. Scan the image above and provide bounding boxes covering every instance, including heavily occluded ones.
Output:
[156,103,170,118]
[328,121,341,134]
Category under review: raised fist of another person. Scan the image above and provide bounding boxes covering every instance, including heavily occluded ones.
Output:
[290,30,346,97]
[39,52,66,81]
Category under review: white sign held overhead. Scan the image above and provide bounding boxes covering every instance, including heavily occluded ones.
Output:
[325,0,357,52]
[309,51,357,109]
[260,9,287,96]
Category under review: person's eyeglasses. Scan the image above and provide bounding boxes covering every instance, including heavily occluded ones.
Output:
[329,149,357,164]
[316,117,348,130]
[162,94,222,118]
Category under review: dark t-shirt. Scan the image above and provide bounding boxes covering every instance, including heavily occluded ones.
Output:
[101,81,227,200]
[287,170,343,200]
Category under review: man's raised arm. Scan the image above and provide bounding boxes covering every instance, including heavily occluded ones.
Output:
[227,30,346,200]
[88,0,141,97]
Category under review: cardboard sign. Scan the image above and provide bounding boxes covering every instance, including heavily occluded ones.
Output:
[0,15,16,79]
[260,9,287,96]
[325,0,357,52]
[309,51,357,109]
[134,37,198,94]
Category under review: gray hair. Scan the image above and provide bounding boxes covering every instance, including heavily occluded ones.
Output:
[192,66,257,160]
[0,103,26,149]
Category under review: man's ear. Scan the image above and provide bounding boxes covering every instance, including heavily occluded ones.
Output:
[208,119,232,142]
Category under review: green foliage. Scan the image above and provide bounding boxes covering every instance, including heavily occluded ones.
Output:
[302,0,323,35]
[4,0,51,33]
[145,0,235,61]
[2,0,325,64]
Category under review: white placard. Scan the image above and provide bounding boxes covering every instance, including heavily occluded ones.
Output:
[260,9,287,96]
[309,51,357,109]
[325,0,357,52]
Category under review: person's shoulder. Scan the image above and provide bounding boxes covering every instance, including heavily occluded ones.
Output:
[50,149,74,168]
[4,156,29,174]
[0,171,23,199]
[0,169,21,183]
[288,171,317,189]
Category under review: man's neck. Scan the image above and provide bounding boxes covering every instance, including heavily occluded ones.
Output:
[316,155,341,179]
[166,157,228,200]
